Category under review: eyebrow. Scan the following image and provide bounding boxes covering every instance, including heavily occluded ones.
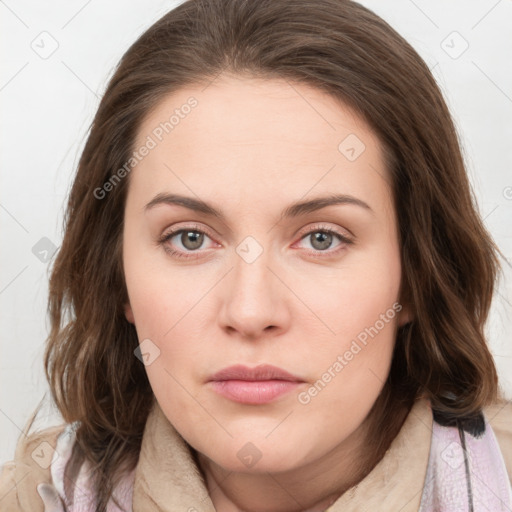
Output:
[144,192,374,220]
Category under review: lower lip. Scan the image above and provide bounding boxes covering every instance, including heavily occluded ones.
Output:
[209,380,301,404]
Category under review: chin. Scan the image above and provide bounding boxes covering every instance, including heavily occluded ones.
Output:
[217,453,299,474]
[199,436,307,474]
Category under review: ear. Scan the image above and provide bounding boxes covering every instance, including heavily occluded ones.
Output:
[396,302,413,328]
[124,303,135,324]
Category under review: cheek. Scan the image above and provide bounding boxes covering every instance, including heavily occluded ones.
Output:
[293,241,401,402]
[123,239,199,340]
[123,250,209,398]
[294,244,402,342]
[299,296,398,438]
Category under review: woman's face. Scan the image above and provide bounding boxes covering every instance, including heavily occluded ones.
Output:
[123,74,410,473]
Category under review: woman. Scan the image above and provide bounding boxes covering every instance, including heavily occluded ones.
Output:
[1,0,511,511]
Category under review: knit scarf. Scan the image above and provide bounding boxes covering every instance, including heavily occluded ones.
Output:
[46,397,512,511]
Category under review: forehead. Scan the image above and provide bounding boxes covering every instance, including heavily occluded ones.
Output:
[129,74,391,215]
[134,73,378,152]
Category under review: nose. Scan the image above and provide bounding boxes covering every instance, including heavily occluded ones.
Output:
[217,245,289,340]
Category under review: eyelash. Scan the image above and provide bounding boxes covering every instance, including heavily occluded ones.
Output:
[158,223,354,260]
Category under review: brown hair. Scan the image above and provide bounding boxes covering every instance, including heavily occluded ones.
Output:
[42,0,505,509]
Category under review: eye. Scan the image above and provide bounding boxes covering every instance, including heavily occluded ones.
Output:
[158,224,217,260]
[294,224,353,257]
[158,223,354,260]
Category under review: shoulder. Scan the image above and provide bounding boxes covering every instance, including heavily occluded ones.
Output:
[0,421,69,512]
[484,398,512,483]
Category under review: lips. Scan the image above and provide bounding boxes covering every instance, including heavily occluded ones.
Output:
[208,364,303,383]
[207,364,304,405]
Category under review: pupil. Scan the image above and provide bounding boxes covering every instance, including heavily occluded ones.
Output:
[182,231,203,250]
[312,231,332,250]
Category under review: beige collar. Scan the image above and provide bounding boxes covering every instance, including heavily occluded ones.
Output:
[132,397,433,512]
[327,397,433,511]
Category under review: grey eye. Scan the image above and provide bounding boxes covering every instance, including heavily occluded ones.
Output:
[309,231,334,251]
[178,230,204,250]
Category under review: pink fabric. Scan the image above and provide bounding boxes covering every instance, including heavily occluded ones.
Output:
[50,423,134,511]
[419,414,512,511]
[48,412,512,512]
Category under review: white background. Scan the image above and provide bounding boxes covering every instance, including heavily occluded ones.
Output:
[1,0,511,466]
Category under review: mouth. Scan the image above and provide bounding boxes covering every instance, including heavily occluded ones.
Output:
[207,364,304,405]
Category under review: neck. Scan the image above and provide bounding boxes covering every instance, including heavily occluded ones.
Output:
[193,391,412,512]
[194,415,366,512]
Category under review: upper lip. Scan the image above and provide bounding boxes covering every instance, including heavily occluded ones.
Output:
[209,364,303,382]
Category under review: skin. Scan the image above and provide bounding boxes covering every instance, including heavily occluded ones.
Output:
[123,73,412,512]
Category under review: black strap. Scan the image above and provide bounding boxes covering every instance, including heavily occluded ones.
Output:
[432,408,486,438]
[458,424,474,512]
[432,408,485,511]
